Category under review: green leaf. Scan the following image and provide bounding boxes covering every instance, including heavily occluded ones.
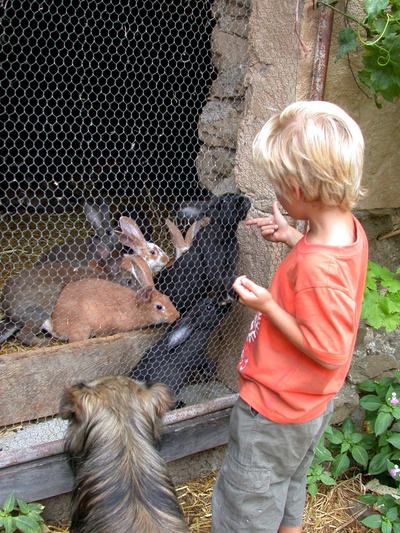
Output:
[308,481,318,498]
[364,0,389,17]
[337,27,358,59]
[375,412,394,436]
[331,453,350,477]
[361,394,383,411]
[382,519,393,533]
[319,472,336,486]
[369,451,391,475]
[314,443,334,462]
[388,434,400,449]
[342,417,356,436]
[361,513,383,528]
[387,507,399,522]
[350,432,364,444]
[360,493,379,505]
[2,493,16,514]
[351,444,369,467]
[341,441,351,453]
[2,515,16,533]
[359,379,378,392]
[16,498,30,515]
[326,427,344,444]
[13,515,42,533]
[393,521,400,533]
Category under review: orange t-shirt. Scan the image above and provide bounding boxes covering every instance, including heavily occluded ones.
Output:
[238,216,368,423]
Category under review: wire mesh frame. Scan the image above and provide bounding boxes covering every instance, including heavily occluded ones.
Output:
[0,0,282,444]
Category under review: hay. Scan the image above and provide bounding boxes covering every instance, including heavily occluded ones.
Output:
[44,471,371,532]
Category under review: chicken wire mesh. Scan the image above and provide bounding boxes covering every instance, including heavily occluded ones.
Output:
[0,0,284,447]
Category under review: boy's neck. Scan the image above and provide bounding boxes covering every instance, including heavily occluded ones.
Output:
[305,205,355,247]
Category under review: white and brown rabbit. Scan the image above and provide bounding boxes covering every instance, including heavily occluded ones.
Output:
[40,202,170,274]
[46,256,179,343]
[117,216,169,273]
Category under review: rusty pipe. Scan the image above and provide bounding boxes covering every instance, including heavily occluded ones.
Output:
[310,4,334,100]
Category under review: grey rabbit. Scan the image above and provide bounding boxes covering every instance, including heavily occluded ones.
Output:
[155,193,251,313]
[39,202,123,267]
[130,297,232,399]
[0,254,141,346]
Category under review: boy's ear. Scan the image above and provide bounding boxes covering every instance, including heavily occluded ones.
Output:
[288,176,302,201]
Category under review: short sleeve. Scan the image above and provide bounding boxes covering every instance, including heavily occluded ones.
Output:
[295,287,356,365]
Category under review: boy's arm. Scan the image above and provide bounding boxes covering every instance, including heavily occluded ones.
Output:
[233,276,343,370]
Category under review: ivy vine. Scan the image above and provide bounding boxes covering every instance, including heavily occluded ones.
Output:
[318,0,400,106]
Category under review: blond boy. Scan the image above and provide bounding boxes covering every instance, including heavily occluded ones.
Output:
[211,101,368,533]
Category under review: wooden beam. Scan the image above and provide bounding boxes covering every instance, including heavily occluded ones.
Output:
[0,408,231,506]
[0,328,164,427]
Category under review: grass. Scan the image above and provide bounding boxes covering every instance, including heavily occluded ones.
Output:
[44,471,373,532]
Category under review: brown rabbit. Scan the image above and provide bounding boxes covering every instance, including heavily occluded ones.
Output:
[0,254,145,346]
[48,256,179,343]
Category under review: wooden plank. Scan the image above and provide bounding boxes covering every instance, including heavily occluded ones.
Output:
[0,408,231,506]
[0,328,165,427]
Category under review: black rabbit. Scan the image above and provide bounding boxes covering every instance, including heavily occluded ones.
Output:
[130,297,232,397]
[155,193,251,313]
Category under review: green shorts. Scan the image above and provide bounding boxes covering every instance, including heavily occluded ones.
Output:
[211,397,333,532]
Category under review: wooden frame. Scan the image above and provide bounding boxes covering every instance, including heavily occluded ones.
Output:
[0,408,231,506]
[0,328,164,427]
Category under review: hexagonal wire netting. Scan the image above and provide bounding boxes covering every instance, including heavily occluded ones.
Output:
[0,0,284,446]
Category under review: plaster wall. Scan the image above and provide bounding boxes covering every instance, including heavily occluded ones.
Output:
[324,0,400,210]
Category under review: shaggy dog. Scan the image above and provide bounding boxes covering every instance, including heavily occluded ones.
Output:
[60,376,188,532]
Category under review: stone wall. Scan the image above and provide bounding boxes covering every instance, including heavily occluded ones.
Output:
[196,0,399,418]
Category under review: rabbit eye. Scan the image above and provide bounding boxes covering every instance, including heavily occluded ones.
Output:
[150,249,156,256]
[156,303,165,311]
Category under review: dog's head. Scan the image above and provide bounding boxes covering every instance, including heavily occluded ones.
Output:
[60,376,174,448]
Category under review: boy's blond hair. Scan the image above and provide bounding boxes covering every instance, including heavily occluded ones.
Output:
[252,100,365,209]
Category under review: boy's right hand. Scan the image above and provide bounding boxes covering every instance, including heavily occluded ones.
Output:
[246,201,291,244]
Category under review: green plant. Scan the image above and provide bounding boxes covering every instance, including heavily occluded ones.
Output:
[324,418,372,476]
[307,432,337,496]
[307,372,400,488]
[318,0,400,105]
[0,493,45,533]
[359,493,400,532]
[362,261,400,332]
[358,372,400,479]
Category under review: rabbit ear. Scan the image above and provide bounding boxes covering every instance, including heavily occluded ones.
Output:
[184,216,210,246]
[136,286,154,302]
[123,255,154,288]
[119,216,146,242]
[165,219,187,259]
[118,216,147,251]
[167,322,193,348]
[84,202,111,231]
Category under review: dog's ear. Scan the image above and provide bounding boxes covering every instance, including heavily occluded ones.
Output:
[147,383,174,418]
[59,385,85,423]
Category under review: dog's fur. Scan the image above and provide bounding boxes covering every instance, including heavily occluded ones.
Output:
[60,376,188,532]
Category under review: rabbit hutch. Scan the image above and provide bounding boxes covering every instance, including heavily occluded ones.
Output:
[0,0,329,508]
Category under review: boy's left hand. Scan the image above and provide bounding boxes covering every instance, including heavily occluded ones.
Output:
[233,275,273,313]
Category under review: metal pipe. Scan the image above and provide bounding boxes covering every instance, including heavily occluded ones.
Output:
[310,4,334,100]
[0,394,238,469]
